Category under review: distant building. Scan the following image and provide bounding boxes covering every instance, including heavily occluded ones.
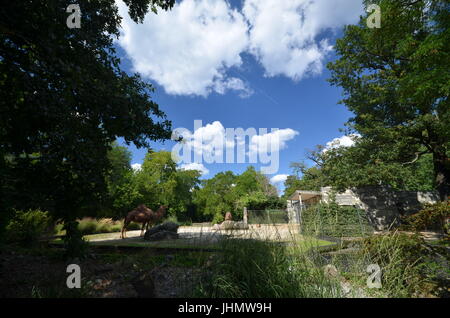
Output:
[287,186,439,230]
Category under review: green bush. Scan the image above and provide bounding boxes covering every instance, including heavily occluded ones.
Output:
[358,232,448,297]
[212,213,224,225]
[402,201,450,234]
[77,218,129,235]
[301,203,372,237]
[5,209,53,246]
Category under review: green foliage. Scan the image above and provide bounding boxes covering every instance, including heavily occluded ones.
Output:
[283,162,325,199]
[402,201,450,234]
[311,141,436,193]
[196,238,340,298]
[5,209,53,246]
[301,202,372,237]
[237,191,284,212]
[133,151,201,221]
[0,1,174,255]
[193,166,280,223]
[76,218,129,235]
[358,232,447,297]
[327,0,450,198]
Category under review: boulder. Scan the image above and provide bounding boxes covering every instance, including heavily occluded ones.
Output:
[220,220,235,230]
[323,264,339,278]
[145,230,179,241]
[144,221,179,241]
[216,220,249,231]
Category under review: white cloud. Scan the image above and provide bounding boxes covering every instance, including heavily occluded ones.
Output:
[249,128,299,155]
[117,0,250,97]
[116,0,363,97]
[179,162,209,175]
[172,121,298,168]
[243,0,363,80]
[183,121,228,159]
[131,163,142,171]
[323,134,361,152]
[270,174,289,184]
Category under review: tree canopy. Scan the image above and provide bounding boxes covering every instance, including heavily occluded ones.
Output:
[193,166,282,223]
[326,0,449,199]
[0,1,175,248]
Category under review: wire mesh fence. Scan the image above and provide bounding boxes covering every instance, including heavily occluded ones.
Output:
[300,204,374,238]
[247,209,289,224]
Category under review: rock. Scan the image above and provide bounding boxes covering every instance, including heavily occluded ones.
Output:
[131,272,155,298]
[220,220,235,230]
[323,264,339,278]
[145,221,179,236]
[145,230,179,241]
[144,221,179,240]
[233,221,249,230]
[212,220,250,231]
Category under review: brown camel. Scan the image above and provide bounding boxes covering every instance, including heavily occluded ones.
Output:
[121,204,167,239]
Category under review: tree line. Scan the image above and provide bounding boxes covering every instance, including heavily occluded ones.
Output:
[1,0,448,255]
[104,145,284,224]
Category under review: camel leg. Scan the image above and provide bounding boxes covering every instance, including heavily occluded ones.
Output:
[140,222,146,236]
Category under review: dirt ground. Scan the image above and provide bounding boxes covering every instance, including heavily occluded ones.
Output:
[0,246,210,298]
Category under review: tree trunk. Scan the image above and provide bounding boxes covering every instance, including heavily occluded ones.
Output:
[433,150,450,201]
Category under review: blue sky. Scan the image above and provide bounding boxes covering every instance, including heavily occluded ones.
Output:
[115,0,364,193]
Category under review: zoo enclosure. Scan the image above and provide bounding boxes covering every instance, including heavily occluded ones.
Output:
[246,209,290,225]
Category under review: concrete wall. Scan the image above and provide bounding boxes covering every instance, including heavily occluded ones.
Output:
[327,186,439,230]
[288,186,440,230]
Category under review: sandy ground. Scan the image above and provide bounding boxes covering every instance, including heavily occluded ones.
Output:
[87,224,301,243]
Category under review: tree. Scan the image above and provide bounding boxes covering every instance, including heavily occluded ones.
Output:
[283,162,326,199]
[131,151,201,221]
[192,167,282,222]
[0,1,175,253]
[193,171,238,223]
[312,140,435,193]
[107,142,132,189]
[327,0,449,199]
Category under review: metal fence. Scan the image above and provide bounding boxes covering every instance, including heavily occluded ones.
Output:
[247,209,289,224]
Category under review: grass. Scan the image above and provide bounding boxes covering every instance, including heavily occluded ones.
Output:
[49,216,447,298]
[194,237,342,298]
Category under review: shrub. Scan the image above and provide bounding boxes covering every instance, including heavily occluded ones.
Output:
[357,232,448,297]
[77,218,128,234]
[5,209,53,246]
[302,203,372,237]
[212,213,224,225]
[402,201,450,234]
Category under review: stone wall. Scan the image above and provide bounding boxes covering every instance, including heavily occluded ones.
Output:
[327,186,440,230]
[288,186,440,230]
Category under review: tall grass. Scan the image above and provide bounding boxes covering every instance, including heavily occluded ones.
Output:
[191,203,446,298]
[193,225,343,298]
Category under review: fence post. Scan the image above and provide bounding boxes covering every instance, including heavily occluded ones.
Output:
[243,207,248,224]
